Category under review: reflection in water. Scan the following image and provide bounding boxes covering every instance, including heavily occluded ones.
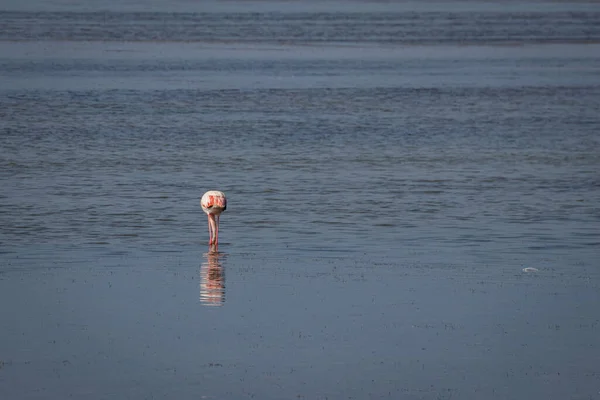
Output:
[200,246,226,306]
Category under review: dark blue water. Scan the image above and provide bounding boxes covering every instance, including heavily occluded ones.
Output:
[1,1,599,399]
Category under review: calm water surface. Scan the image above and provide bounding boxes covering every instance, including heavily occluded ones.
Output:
[1,1,599,399]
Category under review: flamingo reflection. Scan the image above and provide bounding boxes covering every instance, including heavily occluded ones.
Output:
[200,246,226,306]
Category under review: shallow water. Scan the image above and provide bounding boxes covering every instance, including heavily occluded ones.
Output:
[1,1,600,399]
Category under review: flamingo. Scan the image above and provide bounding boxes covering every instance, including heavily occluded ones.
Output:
[200,190,227,246]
